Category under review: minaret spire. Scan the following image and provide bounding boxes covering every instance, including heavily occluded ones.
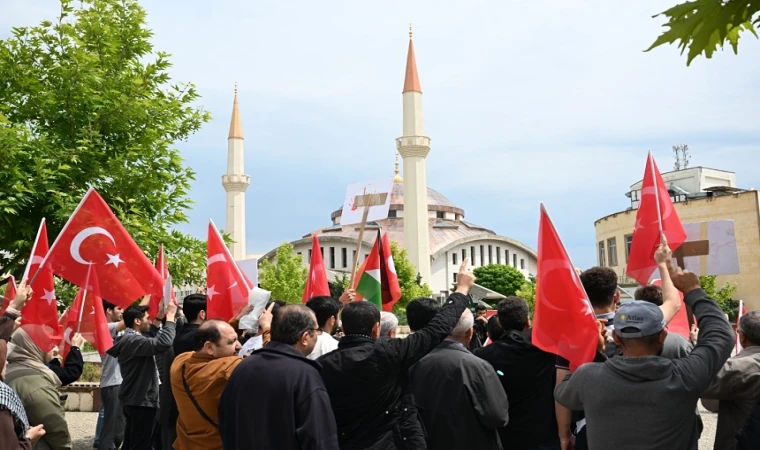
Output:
[222,83,250,260]
[397,29,431,284]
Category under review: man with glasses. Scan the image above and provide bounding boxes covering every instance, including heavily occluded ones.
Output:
[218,305,339,449]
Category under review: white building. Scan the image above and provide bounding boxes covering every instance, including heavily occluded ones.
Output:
[247,31,537,298]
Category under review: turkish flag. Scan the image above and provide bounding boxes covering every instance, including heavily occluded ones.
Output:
[61,268,112,360]
[148,245,176,319]
[21,219,61,338]
[206,221,251,321]
[380,232,402,312]
[1,276,17,314]
[302,234,330,303]
[533,204,600,372]
[626,153,687,285]
[36,188,164,309]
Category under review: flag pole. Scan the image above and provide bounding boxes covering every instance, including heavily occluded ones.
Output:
[349,206,371,289]
[23,218,46,281]
[649,152,664,235]
[77,265,92,334]
[209,218,252,309]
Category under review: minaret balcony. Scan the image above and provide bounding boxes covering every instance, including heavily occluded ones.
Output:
[222,174,251,192]
[396,135,431,158]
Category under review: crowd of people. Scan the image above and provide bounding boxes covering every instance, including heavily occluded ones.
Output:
[0,248,759,449]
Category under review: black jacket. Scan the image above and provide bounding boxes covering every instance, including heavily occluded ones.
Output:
[219,341,339,450]
[737,395,760,450]
[106,322,176,408]
[47,347,83,386]
[410,340,509,450]
[160,322,200,430]
[318,292,470,450]
[474,329,559,450]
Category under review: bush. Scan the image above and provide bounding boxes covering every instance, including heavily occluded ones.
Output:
[80,362,102,383]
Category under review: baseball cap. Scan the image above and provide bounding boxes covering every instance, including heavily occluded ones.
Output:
[614,300,666,338]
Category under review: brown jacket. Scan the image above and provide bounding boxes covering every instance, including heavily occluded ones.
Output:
[701,346,760,450]
[170,352,242,450]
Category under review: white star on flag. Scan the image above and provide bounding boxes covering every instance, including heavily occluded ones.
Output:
[106,253,124,267]
[41,289,57,305]
[207,285,218,299]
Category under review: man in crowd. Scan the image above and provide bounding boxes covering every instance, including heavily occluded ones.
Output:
[173,294,207,357]
[554,268,734,449]
[380,311,398,338]
[406,297,441,332]
[107,303,177,450]
[474,296,559,450]
[411,308,509,449]
[473,303,489,344]
[700,310,760,450]
[318,259,475,449]
[486,315,504,345]
[97,301,127,450]
[305,296,342,360]
[635,284,693,358]
[555,240,683,449]
[219,305,338,449]
[171,319,247,449]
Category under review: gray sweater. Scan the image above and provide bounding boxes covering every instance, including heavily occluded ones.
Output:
[555,288,733,450]
[107,322,176,408]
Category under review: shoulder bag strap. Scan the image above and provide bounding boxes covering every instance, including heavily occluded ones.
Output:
[181,364,218,429]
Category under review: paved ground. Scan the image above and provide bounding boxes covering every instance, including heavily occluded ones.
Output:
[67,407,719,449]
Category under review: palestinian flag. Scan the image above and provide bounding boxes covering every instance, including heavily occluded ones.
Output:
[355,230,401,311]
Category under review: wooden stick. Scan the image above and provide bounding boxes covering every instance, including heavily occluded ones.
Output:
[349,206,371,288]
[77,266,92,334]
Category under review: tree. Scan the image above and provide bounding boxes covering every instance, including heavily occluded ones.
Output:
[389,241,432,316]
[699,275,740,321]
[0,0,210,291]
[473,265,527,302]
[328,272,350,299]
[259,243,307,304]
[647,0,760,65]
[515,275,537,317]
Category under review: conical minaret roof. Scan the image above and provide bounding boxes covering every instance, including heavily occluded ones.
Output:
[228,83,244,139]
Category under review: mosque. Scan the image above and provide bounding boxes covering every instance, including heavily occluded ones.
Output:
[221,31,537,299]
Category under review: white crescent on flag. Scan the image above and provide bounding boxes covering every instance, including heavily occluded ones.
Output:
[207,253,226,265]
[387,257,397,275]
[70,227,116,265]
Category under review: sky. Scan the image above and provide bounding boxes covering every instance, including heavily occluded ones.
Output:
[3,0,760,269]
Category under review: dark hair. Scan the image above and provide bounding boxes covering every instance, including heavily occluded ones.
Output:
[475,304,487,312]
[123,306,148,329]
[497,297,529,332]
[271,305,317,345]
[193,319,226,350]
[635,285,663,306]
[487,315,504,341]
[617,329,662,349]
[407,298,441,331]
[102,300,117,313]
[306,296,342,328]
[739,311,760,346]
[580,267,618,309]
[341,301,380,336]
[182,294,208,322]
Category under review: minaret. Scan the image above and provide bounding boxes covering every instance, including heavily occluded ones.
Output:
[222,84,250,260]
[396,26,432,284]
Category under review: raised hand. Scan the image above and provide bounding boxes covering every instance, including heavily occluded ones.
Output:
[455,258,476,295]
[165,301,178,321]
[258,302,275,332]
[339,289,356,305]
[11,278,33,310]
[71,333,84,348]
[654,232,673,266]
[669,266,701,295]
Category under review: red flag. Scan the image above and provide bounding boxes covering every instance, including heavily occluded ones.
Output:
[21,219,61,338]
[20,324,58,354]
[1,276,17,314]
[533,204,599,372]
[148,245,176,319]
[61,268,112,359]
[302,234,331,303]
[626,153,687,285]
[206,221,251,321]
[35,188,164,309]
[380,232,402,312]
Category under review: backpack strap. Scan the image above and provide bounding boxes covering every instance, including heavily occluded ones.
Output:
[181,364,218,429]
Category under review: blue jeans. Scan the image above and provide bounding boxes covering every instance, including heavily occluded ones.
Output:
[94,405,104,447]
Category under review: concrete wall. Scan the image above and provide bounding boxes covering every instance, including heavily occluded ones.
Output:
[595,190,760,309]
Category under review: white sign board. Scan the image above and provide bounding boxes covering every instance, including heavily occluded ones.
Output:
[339,178,394,226]
[238,287,271,331]
[236,258,259,287]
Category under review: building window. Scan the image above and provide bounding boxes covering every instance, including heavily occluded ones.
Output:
[488,245,493,264]
[625,234,633,262]
[480,245,485,265]
[297,252,302,257]
[513,253,517,267]
[329,247,336,269]
[436,211,445,219]
[453,273,458,283]
[353,250,356,266]
[342,248,347,268]
[598,241,606,267]
[471,246,476,266]
[607,238,618,267]
[462,248,466,263]
[452,252,458,265]
[496,247,501,264]
[520,258,525,270]
[309,249,312,261]
[506,250,510,266]
[388,210,397,218]
[365,254,368,261]
[320,247,324,258]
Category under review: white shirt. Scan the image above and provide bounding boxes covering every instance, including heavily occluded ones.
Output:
[307,332,339,360]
